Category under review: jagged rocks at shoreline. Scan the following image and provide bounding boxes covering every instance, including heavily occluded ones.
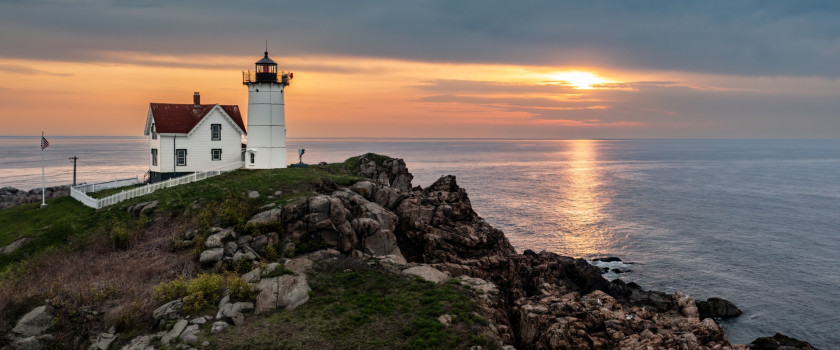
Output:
[210,154,754,349]
[0,185,69,209]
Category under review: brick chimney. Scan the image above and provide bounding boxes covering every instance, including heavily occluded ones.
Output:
[193,92,200,108]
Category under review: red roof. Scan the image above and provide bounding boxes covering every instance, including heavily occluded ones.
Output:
[149,103,246,134]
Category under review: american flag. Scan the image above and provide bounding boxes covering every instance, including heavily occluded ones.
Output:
[41,135,49,150]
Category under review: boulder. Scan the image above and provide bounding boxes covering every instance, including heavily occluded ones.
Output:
[375,254,407,265]
[204,229,234,249]
[247,208,282,225]
[284,257,313,275]
[179,324,200,345]
[362,229,403,258]
[139,200,158,215]
[199,248,224,264]
[697,297,742,319]
[255,275,311,313]
[14,335,52,350]
[349,181,375,199]
[248,190,260,199]
[241,267,262,283]
[218,301,254,326]
[12,305,53,337]
[402,265,450,283]
[261,262,282,276]
[456,276,499,295]
[1,237,31,255]
[749,333,818,350]
[674,291,699,318]
[594,257,623,262]
[304,249,341,261]
[90,332,117,350]
[250,235,268,255]
[160,319,187,345]
[119,335,155,350]
[211,321,230,334]
[224,241,238,256]
[153,300,183,320]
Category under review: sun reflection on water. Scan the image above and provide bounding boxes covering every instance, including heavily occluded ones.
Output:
[549,140,612,257]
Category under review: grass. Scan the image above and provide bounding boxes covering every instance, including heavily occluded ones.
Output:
[0,166,362,274]
[0,157,390,347]
[86,184,145,199]
[202,258,497,350]
[0,197,95,272]
[150,167,361,211]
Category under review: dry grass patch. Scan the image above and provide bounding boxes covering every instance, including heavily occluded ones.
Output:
[0,216,196,348]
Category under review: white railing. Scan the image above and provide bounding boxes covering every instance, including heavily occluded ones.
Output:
[70,161,243,209]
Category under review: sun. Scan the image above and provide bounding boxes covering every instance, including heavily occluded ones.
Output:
[549,71,609,89]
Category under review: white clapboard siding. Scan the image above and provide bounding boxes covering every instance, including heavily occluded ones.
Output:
[149,106,245,174]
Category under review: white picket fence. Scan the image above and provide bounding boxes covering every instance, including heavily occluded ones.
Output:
[70,161,243,209]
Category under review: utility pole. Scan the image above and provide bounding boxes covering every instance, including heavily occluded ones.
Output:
[69,155,79,186]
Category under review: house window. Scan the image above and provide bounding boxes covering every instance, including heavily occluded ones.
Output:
[211,124,221,140]
[211,149,222,161]
[176,149,187,166]
[151,123,157,139]
[151,148,158,166]
[250,152,255,164]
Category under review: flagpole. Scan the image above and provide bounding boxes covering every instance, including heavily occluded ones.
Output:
[41,131,47,208]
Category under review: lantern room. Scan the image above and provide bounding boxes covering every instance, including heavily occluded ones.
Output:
[254,51,278,83]
[243,50,292,86]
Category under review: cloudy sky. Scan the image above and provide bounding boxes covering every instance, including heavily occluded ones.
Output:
[1,0,838,138]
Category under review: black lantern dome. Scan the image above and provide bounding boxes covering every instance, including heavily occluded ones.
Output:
[255,51,278,83]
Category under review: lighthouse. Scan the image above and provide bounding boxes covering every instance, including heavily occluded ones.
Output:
[243,51,293,169]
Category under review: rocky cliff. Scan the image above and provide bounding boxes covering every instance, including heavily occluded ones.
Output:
[263,154,816,349]
[271,154,743,349]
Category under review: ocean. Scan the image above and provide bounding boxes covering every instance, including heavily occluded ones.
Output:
[1,137,838,347]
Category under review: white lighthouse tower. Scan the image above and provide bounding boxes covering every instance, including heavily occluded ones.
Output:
[243,50,293,169]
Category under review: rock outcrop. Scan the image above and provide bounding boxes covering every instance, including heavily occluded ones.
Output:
[238,154,760,349]
[697,297,743,319]
[749,333,819,350]
[0,185,69,209]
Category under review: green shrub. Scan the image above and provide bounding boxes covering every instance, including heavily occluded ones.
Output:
[263,245,279,262]
[191,192,255,231]
[42,218,77,246]
[223,258,254,275]
[228,275,257,300]
[154,277,188,302]
[154,273,256,313]
[108,223,131,250]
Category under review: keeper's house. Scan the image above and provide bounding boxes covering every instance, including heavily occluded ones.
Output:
[143,92,246,183]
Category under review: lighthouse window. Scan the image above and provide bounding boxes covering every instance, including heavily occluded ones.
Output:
[250,153,255,164]
[176,149,187,166]
[211,149,222,161]
[151,148,158,166]
[211,124,221,140]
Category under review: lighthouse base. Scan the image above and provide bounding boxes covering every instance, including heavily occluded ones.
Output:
[245,147,287,169]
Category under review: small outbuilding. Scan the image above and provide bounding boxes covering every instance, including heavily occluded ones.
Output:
[143,92,246,182]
